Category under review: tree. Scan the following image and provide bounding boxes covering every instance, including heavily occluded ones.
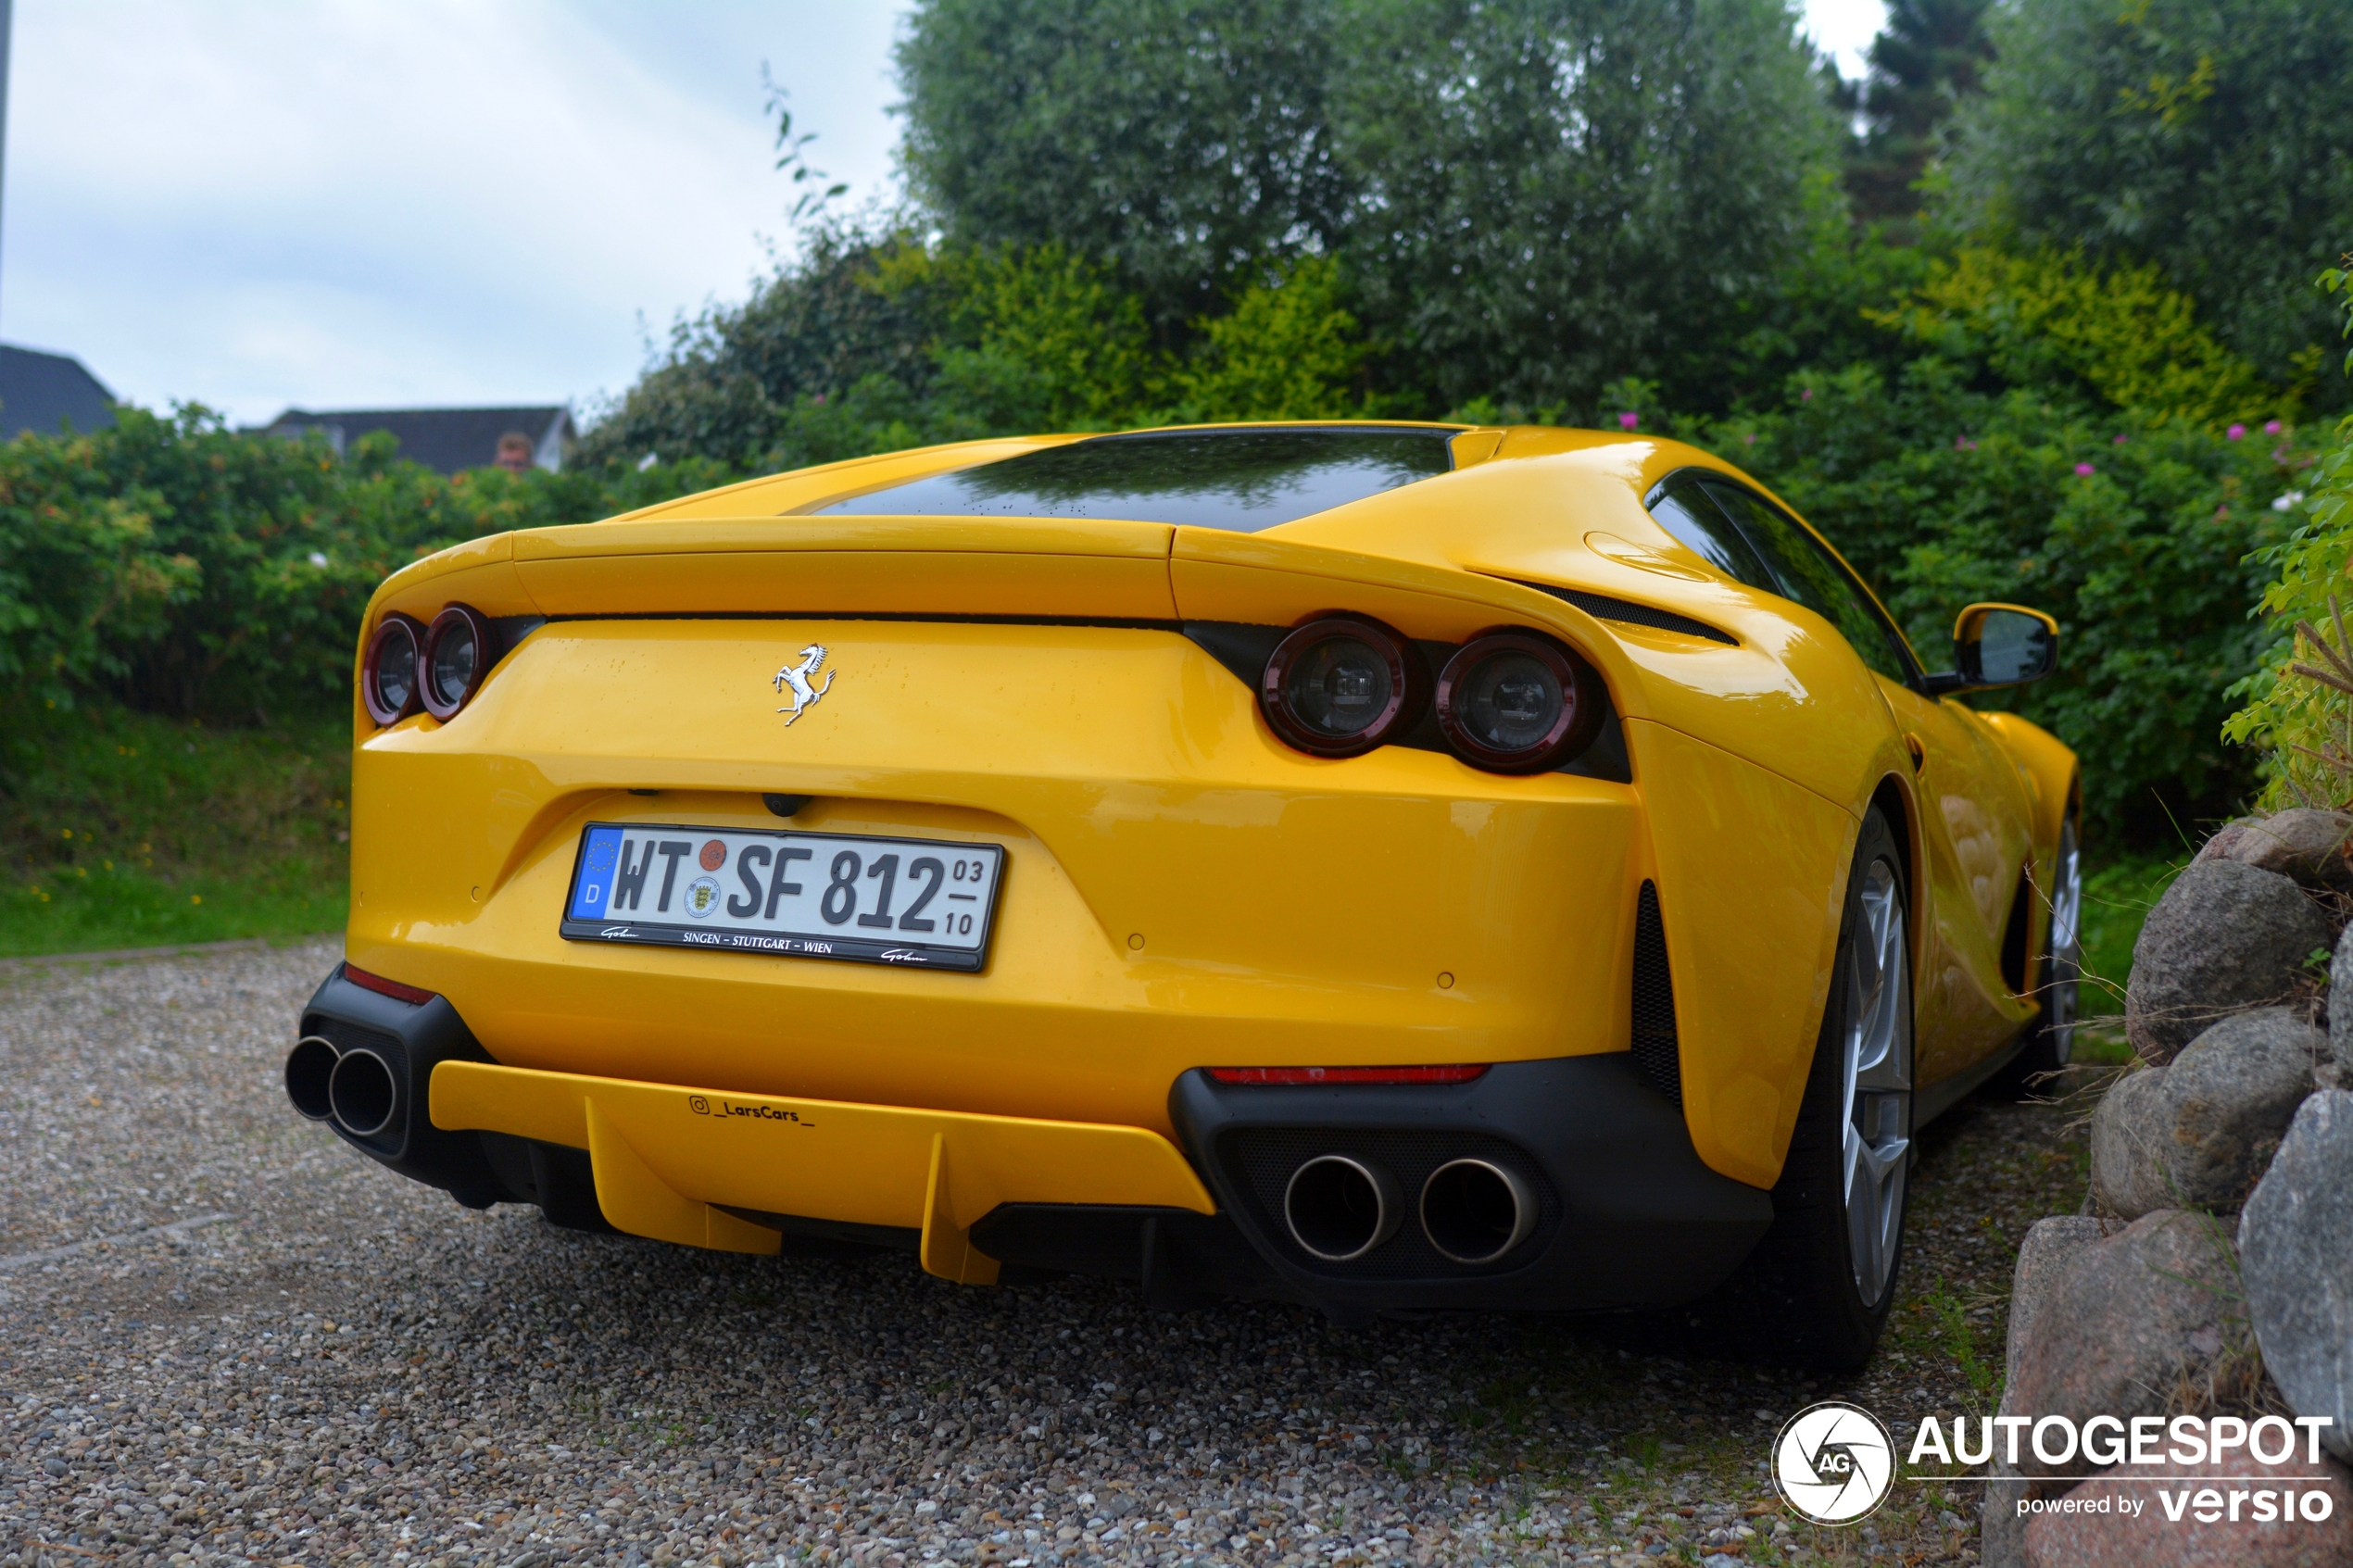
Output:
[895,0,1349,331]
[1941,0,2353,394]
[1328,0,1842,416]
[1830,0,1995,223]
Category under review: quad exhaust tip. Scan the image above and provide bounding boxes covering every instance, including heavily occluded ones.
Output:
[1419,1158,1535,1264]
[284,1035,339,1122]
[1283,1155,1403,1261]
[326,1049,399,1138]
[286,1035,402,1139]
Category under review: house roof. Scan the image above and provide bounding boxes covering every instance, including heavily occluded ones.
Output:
[254,405,573,474]
[0,344,117,439]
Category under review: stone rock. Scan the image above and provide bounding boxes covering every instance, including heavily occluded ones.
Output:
[2092,1068,2175,1220]
[2022,1451,2353,1566]
[2329,924,2353,1079]
[2159,1010,2324,1211]
[1985,1216,2111,1567]
[2126,861,2331,1064]
[2005,1216,2108,1393]
[2195,819,2254,864]
[2203,809,2353,890]
[2239,1090,2353,1464]
[2005,1210,2244,1483]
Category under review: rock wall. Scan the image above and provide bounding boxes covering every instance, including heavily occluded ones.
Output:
[1991,809,2353,1567]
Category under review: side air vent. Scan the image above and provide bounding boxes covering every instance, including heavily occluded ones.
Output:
[1509,581,1737,646]
[1630,881,1682,1107]
[1999,871,2032,995]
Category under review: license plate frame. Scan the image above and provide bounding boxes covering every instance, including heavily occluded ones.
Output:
[558,822,1008,972]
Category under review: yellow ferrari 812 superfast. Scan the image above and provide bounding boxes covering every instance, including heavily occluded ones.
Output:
[287,422,2078,1369]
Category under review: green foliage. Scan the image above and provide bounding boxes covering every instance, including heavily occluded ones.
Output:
[0,406,729,727]
[2221,270,2353,809]
[887,242,1166,434]
[895,0,1843,419]
[1729,364,2299,838]
[1328,0,1842,416]
[581,234,1382,470]
[0,433,193,707]
[580,226,943,471]
[1828,0,1996,223]
[1172,256,1369,420]
[896,0,1347,330]
[1873,246,2280,426]
[1941,0,2353,391]
[0,704,351,954]
[1710,246,2307,839]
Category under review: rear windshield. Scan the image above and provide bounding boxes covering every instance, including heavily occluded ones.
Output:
[812,426,1456,532]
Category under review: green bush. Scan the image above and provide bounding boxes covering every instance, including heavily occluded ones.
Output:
[0,406,731,729]
[580,237,1384,473]
[2222,269,2353,808]
[1940,0,2353,394]
[1698,249,2307,841]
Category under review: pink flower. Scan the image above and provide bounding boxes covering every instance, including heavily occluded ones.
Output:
[1743,433,1756,445]
[2113,433,2129,445]
[2074,462,2095,476]
[1801,388,1813,401]
[1955,436,1977,451]
[1617,411,1639,431]
[2265,420,2283,435]
[2228,423,2246,440]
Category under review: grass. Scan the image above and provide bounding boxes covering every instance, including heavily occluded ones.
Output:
[0,702,349,956]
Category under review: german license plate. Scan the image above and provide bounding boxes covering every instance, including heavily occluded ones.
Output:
[560,822,1007,972]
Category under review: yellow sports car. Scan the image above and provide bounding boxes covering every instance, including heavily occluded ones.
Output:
[286,422,2078,1369]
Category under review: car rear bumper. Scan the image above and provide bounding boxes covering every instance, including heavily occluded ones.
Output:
[297,965,1770,1316]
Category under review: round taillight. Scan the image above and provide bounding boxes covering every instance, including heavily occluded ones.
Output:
[421,605,493,721]
[1260,615,1427,758]
[1436,631,1601,773]
[361,614,424,728]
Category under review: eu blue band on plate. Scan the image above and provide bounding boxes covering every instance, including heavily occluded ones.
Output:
[571,824,625,920]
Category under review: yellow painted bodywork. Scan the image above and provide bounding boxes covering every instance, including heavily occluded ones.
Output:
[350,421,2078,1258]
[431,1060,1214,1278]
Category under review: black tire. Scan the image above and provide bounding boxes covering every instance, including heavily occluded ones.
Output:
[1701,807,1916,1372]
[1997,811,2082,1094]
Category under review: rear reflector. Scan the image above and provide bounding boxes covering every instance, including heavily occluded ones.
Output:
[1207,1065,1489,1085]
[343,964,436,1006]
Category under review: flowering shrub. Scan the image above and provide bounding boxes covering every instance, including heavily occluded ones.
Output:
[2221,269,2353,808]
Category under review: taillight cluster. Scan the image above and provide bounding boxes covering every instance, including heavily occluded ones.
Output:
[1258,615,1602,773]
[362,604,493,727]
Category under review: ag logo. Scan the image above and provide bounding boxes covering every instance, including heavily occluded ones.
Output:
[1772,1400,1894,1524]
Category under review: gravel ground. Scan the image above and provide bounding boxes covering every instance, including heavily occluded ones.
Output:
[0,941,2097,1568]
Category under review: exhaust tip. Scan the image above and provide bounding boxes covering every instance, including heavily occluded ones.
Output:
[327,1047,399,1138]
[1420,1159,1535,1264]
[1282,1154,1402,1261]
[285,1035,340,1121]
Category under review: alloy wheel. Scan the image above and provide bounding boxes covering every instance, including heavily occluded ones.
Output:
[2044,819,2082,1065]
[1841,858,1912,1308]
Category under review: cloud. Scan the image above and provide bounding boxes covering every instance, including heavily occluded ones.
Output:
[2,0,910,423]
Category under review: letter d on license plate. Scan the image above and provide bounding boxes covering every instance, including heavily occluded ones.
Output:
[560,822,1005,972]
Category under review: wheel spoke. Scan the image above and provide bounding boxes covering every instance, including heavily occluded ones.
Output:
[1842,857,1912,1307]
[2042,821,2082,1065]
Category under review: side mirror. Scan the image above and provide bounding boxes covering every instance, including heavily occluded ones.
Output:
[1924,603,2058,695]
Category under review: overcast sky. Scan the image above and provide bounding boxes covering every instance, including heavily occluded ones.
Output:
[0,0,1886,428]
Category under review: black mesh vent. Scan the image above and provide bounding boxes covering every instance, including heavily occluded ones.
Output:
[1630,881,1682,1107]
[299,1013,409,1156]
[1219,1128,1558,1280]
[1506,581,1738,646]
